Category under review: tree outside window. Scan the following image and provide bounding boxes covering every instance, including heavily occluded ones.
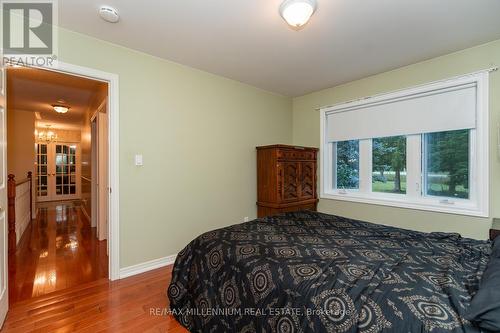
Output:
[425,130,469,199]
[335,140,359,189]
[372,136,406,194]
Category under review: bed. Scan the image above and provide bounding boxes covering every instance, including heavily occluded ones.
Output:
[168,211,498,332]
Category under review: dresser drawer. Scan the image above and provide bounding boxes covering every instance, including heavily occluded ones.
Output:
[257,202,318,218]
[277,149,316,161]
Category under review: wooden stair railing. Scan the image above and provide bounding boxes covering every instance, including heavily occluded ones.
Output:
[7,174,15,255]
[29,171,33,223]
[7,172,33,255]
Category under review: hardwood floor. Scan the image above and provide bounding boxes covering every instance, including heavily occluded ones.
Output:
[3,201,186,332]
[2,266,187,332]
[8,201,108,304]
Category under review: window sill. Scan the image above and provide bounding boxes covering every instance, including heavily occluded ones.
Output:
[320,192,488,217]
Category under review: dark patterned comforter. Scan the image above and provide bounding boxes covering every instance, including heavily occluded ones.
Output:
[168,211,493,333]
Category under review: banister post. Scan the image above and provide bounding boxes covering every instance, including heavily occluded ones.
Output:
[8,174,16,255]
[28,171,33,220]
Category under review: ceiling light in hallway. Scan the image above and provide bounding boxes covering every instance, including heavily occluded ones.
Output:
[279,0,317,29]
[53,105,69,114]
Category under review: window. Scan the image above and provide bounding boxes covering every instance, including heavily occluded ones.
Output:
[372,136,406,194]
[424,130,470,199]
[320,72,489,217]
[334,140,359,190]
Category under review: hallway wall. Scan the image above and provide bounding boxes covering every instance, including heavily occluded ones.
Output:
[7,109,35,181]
[7,109,36,225]
[81,84,108,225]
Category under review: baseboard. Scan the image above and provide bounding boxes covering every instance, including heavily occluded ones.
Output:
[119,254,177,279]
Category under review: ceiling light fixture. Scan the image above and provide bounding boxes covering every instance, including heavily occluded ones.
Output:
[99,6,119,23]
[52,105,69,114]
[279,0,317,29]
[37,125,58,143]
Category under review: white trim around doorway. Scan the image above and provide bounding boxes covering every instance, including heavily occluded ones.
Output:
[28,61,120,281]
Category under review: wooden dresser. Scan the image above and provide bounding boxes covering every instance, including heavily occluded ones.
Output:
[257,144,319,218]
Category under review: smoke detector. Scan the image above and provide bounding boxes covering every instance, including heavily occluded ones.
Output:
[99,6,119,23]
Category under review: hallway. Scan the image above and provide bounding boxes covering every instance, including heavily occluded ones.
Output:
[8,201,108,304]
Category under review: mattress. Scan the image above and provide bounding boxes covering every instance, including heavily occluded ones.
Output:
[168,211,493,332]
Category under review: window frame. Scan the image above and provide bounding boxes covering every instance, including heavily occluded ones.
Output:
[319,72,489,217]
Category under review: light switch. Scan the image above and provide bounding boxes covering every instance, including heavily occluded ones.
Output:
[135,154,143,166]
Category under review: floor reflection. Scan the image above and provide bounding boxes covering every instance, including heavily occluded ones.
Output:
[8,201,108,304]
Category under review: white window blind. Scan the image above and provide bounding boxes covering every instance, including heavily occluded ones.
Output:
[325,82,477,142]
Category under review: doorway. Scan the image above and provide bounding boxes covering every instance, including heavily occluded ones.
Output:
[3,63,117,308]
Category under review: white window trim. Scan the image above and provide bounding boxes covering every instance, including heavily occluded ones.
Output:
[319,71,489,217]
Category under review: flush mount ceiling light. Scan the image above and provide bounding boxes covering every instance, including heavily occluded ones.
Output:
[52,105,69,114]
[279,0,317,29]
[99,6,119,23]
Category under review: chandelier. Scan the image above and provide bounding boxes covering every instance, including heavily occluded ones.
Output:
[37,125,58,143]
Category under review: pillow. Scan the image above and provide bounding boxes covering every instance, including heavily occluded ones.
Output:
[465,238,500,331]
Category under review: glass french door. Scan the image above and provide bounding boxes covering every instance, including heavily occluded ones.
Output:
[36,142,80,202]
[36,143,49,199]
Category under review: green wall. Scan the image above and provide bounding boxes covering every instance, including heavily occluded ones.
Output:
[292,40,500,240]
[58,27,499,268]
[57,29,293,268]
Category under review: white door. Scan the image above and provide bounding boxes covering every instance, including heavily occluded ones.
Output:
[53,143,80,201]
[35,143,49,202]
[36,142,81,202]
[0,64,10,325]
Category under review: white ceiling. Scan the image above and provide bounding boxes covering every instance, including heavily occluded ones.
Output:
[59,0,500,96]
[7,67,106,127]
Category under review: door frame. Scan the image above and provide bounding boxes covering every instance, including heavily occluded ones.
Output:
[91,106,108,242]
[9,61,120,281]
[91,118,97,229]
[1,57,9,326]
